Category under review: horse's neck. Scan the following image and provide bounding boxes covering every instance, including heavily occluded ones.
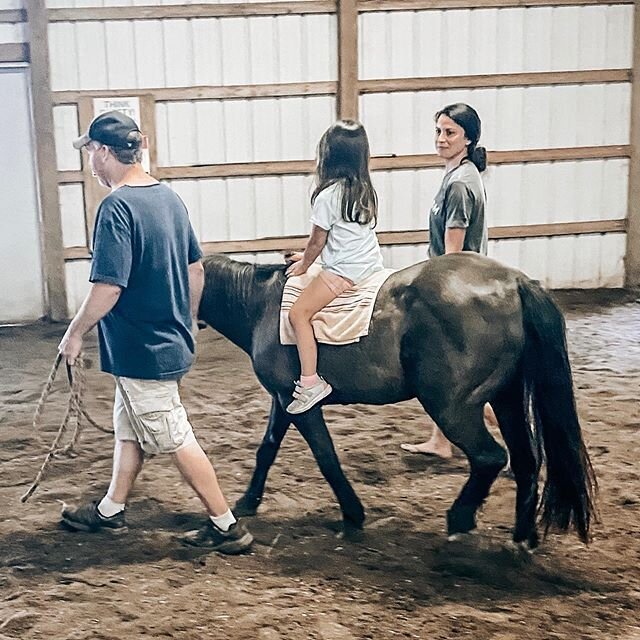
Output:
[201,258,279,355]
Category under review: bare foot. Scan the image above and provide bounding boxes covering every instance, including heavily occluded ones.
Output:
[400,440,453,459]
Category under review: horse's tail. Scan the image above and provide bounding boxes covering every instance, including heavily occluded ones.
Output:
[517,278,597,543]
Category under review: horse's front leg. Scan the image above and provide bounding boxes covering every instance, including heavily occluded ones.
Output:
[292,405,365,532]
[234,396,291,517]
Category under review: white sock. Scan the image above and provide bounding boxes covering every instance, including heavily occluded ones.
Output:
[98,495,125,518]
[210,509,236,532]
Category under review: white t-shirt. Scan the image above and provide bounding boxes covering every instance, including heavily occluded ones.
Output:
[310,182,384,284]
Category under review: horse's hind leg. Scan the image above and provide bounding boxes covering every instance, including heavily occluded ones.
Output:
[492,378,541,549]
[426,403,508,537]
[234,397,291,517]
[292,406,365,531]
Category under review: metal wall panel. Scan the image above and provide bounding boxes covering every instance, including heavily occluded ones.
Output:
[48,14,337,90]
[361,84,631,156]
[156,97,335,165]
[0,22,24,42]
[0,0,21,10]
[360,6,633,79]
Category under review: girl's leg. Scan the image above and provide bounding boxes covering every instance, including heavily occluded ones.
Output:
[288,275,339,379]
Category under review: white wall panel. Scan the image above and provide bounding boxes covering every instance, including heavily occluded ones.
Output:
[361,84,631,157]
[59,184,86,248]
[381,234,625,289]
[0,0,22,9]
[53,105,81,170]
[0,23,25,43]
[49,14,336,91]
[156,96,334,165]
[64,261,91,317]
[167,174,315,243]
[360,6,633,79]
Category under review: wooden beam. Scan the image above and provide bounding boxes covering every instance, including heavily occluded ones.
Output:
[64,219,627,260]
[0,42,29,63]
[52,81,337,106]
[359,0,632,11]
[58,145,629,184]
[371,145,630,171]
[359,69,632,94]
[156,160,316,180]
[25,0,68,321]
[337,0,359,120]
[48,1,335,22]
[0,9,25,23]
[625,0,640,286]
[77,98,109,246]
[139,95,158,176]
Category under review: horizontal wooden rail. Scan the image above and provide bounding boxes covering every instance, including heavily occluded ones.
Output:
[52,81,337,106]
[360,69,631,94]
[0,42,29,64]
[51,70,628,106]
[57,145,630,184]
[45,0,632,22]
[48,1,336,22]
[0,9,25,23]
[359,0,632,10]
[63,219,626,260]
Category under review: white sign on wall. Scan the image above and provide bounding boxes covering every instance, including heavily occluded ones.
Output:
[92,97,151,173]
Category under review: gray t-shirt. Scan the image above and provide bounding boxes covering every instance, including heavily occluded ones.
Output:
[428,160,488,258]
[90,183,203,380]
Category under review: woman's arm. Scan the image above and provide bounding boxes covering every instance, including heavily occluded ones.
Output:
[444,227,466,254]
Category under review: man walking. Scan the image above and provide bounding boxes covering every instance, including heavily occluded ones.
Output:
[58,111,252,554]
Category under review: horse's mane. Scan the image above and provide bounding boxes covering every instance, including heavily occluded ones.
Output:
[202,255,286,313]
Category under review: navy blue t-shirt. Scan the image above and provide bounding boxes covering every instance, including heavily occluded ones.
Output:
[89,183,203,380]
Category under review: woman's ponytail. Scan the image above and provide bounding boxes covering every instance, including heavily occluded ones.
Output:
[468,144,487,172]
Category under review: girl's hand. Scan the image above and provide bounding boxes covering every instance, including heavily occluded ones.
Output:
[283,251,304,264]
[286,259,309,277]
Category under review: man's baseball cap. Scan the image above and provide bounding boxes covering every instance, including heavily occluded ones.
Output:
[72,110,141,150]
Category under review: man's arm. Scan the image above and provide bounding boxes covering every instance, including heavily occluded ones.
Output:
[444,227,466,254]
[58,282,122,364]
[189,260,205,332]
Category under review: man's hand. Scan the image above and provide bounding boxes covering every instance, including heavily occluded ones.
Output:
[58,329,83,366]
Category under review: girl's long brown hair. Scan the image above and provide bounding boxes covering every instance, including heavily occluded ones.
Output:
[311,120,378,226]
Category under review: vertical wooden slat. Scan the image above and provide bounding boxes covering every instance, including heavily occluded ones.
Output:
[337,0,358,120]
[626,0,640,286]
[77,97,109,246]
[139,94,158,175]
[25,0,68,321]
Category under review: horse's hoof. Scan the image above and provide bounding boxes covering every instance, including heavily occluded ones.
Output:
[338,520,365,542]
[446,505,477,537]
[447,530,477,543]
[233,496,260,517]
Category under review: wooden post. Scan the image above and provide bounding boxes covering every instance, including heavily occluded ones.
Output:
[626,0,640,287]
[337,0,358,120]
[25,0,68,321]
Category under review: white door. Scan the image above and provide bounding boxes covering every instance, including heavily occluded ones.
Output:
[0,67,45,323]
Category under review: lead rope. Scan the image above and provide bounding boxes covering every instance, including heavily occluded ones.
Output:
[21,352,111,503]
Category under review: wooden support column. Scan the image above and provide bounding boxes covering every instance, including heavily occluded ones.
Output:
[25,0,68,321]
[626,0,640,287]
[337,0,358,120]
[77,97,109,246]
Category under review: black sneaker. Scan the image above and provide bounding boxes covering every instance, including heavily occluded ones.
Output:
[61,501,126,533]
[180,520,253,555]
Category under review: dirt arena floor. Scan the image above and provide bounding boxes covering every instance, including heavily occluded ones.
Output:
[1,289,639,640]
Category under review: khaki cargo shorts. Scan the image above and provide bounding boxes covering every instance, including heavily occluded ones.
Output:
[114,377,196,455]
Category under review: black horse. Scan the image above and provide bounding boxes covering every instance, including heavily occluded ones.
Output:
[198,252,596,548]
